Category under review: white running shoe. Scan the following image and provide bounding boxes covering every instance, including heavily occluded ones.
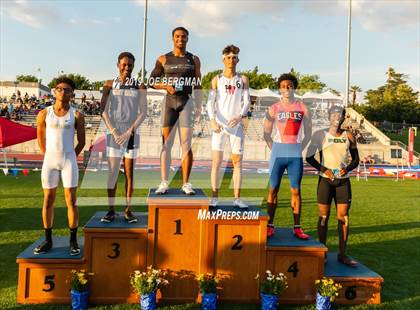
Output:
[155,181,169,195]
[233,198,248,209]
[181,182,196,195]
[209,197,219,207]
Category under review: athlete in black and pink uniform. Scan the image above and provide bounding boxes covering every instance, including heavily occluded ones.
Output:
[263,74,312,238]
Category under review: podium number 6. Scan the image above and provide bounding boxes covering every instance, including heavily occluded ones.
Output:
[345,286,357,300]
[42,275,55,292]
[108,242,120,259]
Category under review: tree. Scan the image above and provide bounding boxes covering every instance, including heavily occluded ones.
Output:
[201,69,223,90]
[288,68,326,95]
[350,85,362,105]
[48,74,91,90]
[240,66,277,89]
[16,75,39,83]
[91,81,106,91]
[356,67,419,123]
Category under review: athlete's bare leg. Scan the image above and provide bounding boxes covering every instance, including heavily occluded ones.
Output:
[179,126,193,184]
[160,126,176,181]
[231,153,242,199]
[42,188,57,228]
[211,150,223,197]
[64,187,78,229]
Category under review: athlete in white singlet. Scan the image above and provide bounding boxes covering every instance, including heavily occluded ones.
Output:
[207,45,250,208]
[34,77,85,255]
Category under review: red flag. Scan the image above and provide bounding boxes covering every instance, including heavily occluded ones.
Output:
[0,117,37,148]
[408,128,414,164]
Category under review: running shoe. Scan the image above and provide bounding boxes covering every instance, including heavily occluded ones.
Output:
[33,240,52,255]
[233,198,248,209]
[267,224,275,238]
[338,254,358,268]
[124,210,138,223]
[293,226,310,240]
[155,181,169,195]
[69,240,81,256]
[101,210,116,223]
[181,182,195,195]
[209,197,219,207]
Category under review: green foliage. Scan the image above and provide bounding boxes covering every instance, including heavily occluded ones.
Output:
[196,273,221,294]
[69,269,93,292]
[130,266,168,295]
[201,70,222,90]
[314,277,342,301]
[16,75,39,83]
[48,74,92,90]
[240,66,277,89]
[91,81,105,91]
[350,85,362,105]
[360,67,419,123]
[257,271,288,296]
[289,68,326,95]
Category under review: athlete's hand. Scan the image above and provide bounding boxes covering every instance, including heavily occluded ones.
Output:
[210,119,222,133]
[324,169,335,181]
[339,168,347,177]
[166,85,176,95]
[228,116,242,128]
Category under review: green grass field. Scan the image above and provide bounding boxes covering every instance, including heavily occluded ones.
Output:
[0,171,419,309]
[385,128,420,153]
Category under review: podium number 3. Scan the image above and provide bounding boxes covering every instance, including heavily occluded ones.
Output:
[288,261,299,277]
[174,219,182,235]
[42,275,55,292]
[108,242,120,259]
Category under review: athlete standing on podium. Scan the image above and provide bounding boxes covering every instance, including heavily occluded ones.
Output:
[34,77,85,255]
[207,45,250,208]
[263,74,312,239]
[306,105,359,267]
[149,27,202,195]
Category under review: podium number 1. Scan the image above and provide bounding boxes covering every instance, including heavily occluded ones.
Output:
[108,242,120,259]
[174,219,182,235]
[42,275,55,292]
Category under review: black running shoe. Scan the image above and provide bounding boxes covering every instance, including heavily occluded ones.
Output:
[69,240,81,256]
[101,210,116,223]
[33,240,52,255]
[124,210,138,223]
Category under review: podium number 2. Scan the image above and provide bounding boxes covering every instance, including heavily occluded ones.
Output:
[287,261,299,277]
[231,235,243,250]
[108,242,120,259]
[42,275,55,292]
[174,219,182,235]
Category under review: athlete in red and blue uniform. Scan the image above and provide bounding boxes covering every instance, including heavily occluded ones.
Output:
[263,73,312,238]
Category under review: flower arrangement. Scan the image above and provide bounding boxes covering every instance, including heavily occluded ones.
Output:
[256,270,288,296]
[69,269,94,292]
[130,266,169,295]
[314,277,342,301]
[196,273,221,294]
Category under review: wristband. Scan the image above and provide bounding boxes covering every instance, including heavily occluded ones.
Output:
[110,128,116,134]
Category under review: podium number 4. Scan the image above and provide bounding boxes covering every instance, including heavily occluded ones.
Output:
[288,261,299,277]
[42,275,55,292]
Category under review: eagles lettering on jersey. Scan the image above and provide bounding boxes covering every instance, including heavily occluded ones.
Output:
[277,111,303,122]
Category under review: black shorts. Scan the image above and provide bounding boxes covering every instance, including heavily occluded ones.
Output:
[161,95,193,128]
[317,176,352,205]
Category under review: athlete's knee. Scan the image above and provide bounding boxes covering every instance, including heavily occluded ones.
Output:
[231,155,242,168]
[338,214,349,226]
[180,140,192,154]
[290,188,300,196]
[319,215,329,226]
[267,188,278,203]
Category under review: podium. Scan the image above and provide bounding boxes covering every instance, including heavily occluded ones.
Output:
[16,188,383,306]
[83,211,148,304]
[266,228,327,304]
[324,253,384,304]
[16,237,85,304]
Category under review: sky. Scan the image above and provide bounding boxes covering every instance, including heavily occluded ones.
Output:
[0,0,419,93]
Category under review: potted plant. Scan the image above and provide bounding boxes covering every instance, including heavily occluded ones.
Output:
[314,277,342,310]
[69,269,93,310]
[196,273,221,310]
[256,270,288,310]
[130,266,168,310]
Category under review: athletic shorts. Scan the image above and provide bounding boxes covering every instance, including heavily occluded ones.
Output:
[317,176,352,205]
[161,95,194,128]
[211,125,244,155]
[41,152,78,189]
[106,132,139,159]
[269,142,303,190]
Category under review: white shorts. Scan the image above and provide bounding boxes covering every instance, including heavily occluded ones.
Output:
[211,126,244,155]
[41,152,79,189]
[106,146,139,159]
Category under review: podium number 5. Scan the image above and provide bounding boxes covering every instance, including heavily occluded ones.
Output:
[108,242,120,259]
[42,275,55,292]
[174,219,182,235]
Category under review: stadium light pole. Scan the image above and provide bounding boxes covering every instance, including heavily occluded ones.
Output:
[140,0,148,83]
[345,0,352,107]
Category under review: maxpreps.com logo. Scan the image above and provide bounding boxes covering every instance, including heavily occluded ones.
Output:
[197,209,260,221]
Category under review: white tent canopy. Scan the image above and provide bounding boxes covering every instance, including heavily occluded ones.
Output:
[249,88,280,98]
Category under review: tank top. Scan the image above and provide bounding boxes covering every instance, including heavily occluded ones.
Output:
[320,130,350,179]
[214,73,245,130]
[272,101,306,144]
[45,105,75,153]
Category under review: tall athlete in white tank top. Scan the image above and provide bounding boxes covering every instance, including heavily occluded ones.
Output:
[207,45,250,208]
[34,78,85,256]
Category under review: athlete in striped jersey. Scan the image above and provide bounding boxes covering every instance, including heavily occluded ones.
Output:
[263,73,312,238]
[34,77,85,255]
[306,105,359,267]
[207,45,250,208]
